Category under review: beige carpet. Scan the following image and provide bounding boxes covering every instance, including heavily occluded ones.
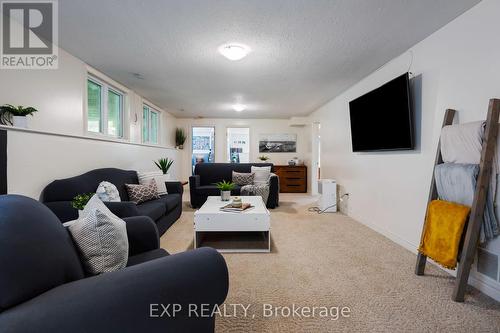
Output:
[161,194,500,332]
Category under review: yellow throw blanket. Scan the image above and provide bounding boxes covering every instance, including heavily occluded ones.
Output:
[418,200,470,269]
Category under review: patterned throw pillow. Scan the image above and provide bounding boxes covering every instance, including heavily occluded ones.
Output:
[125,179,160,204]
[96,181,121,202]
[232,171,254,186]
[68,194,128,275]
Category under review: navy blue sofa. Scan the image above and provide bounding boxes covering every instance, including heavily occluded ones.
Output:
[189,163,279,208]
[40,168,183,235]
[0,195,229,333]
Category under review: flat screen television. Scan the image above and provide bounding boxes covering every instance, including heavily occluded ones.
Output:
[349,73,414,152]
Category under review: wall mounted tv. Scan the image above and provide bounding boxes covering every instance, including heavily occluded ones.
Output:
[349,73,414,152]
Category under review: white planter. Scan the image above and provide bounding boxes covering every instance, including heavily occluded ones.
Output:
[13,116,27,128]
[157,173,170,183]
[221,190,231,201]
[78,210,84,218]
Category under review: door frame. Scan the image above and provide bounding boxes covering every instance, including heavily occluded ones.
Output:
[225,126,251,163]
[310,122,321,195]
[191,125,216,174]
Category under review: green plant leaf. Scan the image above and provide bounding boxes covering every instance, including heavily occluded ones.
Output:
[214,180,235,191]
[175,128,186,146]
[71,193,94,210]
[0,104,37,118]
[154,157,174,174]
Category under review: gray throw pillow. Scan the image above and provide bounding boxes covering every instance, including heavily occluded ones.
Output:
[68,194,128,275]
[232,171,254,186]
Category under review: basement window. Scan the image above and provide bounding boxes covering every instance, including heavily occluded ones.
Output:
[142,104,159,144]
[87,75,124,138]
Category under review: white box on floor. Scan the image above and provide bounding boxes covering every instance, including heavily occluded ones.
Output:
[318,179,337,212]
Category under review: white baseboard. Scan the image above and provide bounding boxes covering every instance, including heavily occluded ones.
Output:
[469,270,500,301]
[353,216,500,302]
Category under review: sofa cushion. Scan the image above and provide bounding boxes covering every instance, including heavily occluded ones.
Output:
[137,200,166,221]
[195,185,219,196]
[196,185,241,196]
[127,248,168,267]
[158,194,181,212]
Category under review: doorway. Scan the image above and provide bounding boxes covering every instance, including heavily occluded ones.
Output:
[226,127,250,163]
[191,126,215,174]
[311,122,321,195]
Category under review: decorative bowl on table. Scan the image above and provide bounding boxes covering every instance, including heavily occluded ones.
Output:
[231,197,242,208]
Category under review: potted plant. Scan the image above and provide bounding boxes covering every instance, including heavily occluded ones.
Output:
[71,193,94,218]
[175,128,186,149]
[258,155,270,162]
[215,180,235,201]
[0,104,38,128]
[154,157,174,180]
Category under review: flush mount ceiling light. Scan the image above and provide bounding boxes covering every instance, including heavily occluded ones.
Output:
[232,104,246,112]
[218,43,251,61]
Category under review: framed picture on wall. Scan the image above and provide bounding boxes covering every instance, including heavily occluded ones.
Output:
[259,133,297,153]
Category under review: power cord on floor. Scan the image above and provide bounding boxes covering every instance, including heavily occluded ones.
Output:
[308,193,349,214]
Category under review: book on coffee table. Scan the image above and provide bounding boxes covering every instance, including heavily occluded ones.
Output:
[220,202,254,212]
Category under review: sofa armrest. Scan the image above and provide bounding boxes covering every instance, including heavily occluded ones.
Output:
[0,248,229,333]
[123,216,160,256]
[268,174,279,208]
[165,181,184,195]
[104,201,140,218]
[189,175,200,189]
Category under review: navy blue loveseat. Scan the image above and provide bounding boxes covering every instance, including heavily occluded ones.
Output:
[0,195,229,333]
[189,163,279,208]
[40,168,182,235]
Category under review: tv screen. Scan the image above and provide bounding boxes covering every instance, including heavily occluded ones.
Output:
[349,73,414,152]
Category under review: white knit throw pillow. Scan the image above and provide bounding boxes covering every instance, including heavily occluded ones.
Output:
[251,166,271,185]
[137,171,168,195]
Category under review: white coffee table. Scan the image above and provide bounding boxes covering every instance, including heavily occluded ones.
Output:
[194,196,271,253]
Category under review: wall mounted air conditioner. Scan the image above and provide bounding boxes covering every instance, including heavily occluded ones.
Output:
[318,179,337,212]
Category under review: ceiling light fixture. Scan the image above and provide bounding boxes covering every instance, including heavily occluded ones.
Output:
[218,43,251,61]
[232,104,246,112]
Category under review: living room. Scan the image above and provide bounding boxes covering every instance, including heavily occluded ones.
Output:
[1,1,500,332]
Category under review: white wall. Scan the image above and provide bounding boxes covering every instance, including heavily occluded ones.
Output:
[0,40,180,198]
[176,118,311,183]
[0,48,87,135]
[0,48,177,147]
[309,0,500,300]
[6,128,179,199]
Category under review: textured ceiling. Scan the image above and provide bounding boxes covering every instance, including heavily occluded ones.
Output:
[59,0,480,118]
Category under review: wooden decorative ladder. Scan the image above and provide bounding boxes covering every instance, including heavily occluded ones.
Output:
[415,98,500,302]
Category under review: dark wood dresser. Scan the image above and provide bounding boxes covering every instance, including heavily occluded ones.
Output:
[274,165,307,193]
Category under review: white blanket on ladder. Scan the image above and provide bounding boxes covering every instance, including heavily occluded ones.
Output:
[440,121,500,242]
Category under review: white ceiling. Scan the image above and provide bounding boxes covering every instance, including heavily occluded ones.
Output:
[59,0,480,119]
